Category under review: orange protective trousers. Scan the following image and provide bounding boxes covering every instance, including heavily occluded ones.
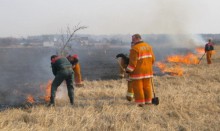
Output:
[132,78,152,104]
[73,63,82,84]
[206,51,213,64]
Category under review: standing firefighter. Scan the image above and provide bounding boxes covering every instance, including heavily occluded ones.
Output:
[205,39,214,64]
[126,34,155,107]
[49,55,74,106]
[67,54,84,87]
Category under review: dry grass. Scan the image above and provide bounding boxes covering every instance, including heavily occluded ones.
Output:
[0,46,220,131]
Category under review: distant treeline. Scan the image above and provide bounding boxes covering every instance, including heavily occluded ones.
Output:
[0,34,220,47]
[0,37,21,46]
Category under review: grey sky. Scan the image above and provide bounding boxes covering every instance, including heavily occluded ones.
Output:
[0,0,220,37]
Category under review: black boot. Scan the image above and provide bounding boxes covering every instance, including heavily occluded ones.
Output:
[47,103,55,107]
[69,97,74,106]
[47,96,55,107]
[68,89,74,105]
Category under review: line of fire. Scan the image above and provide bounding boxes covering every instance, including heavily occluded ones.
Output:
[0,34,217,110]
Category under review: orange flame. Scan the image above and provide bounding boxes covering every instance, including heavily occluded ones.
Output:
[26,95,35,104]
[167,53,199,64]
[39,80,52,102]
[26,80,53,104]
[195,47,205,55]
[156,47,210,76]
[44,80,52,102]
[155,62,166,73]
[156,62,183,76]
[164,65,183,76]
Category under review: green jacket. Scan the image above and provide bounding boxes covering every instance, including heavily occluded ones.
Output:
[51,57,73,75]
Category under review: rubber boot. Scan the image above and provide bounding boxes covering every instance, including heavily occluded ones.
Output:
[47,96,55,107]
[69,97,74,106]
[126,96,133,102]
[138,104,145,107]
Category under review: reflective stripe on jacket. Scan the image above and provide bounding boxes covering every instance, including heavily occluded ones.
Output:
[126,41,155,80]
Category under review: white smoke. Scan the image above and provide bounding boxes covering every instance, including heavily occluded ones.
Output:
[147,0,206,48]
[56,84,68,100]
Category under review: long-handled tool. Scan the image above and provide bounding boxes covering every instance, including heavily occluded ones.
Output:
[151,78,159,105]
[198,53,206,64]
[115,58,127,78]
[116,58,125,72]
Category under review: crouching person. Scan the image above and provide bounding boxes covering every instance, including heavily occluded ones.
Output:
[49,55,74,106]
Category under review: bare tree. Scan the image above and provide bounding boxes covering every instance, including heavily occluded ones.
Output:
[57,23,87,56]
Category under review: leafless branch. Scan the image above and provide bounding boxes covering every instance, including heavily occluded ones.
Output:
[58,24,87,56]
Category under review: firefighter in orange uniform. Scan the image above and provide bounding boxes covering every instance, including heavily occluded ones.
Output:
[126,34,155,107]
[67,54,84,87]
[205,39,214,64]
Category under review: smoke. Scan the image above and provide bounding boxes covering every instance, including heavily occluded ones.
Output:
[0,47,54,105]
[147,0,206,48]
[0,44,128,106]
[0,0,211,106]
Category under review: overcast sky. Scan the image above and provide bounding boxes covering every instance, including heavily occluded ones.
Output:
[0,0,220,37]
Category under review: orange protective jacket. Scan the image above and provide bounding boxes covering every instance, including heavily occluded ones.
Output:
[73,63,82,84]
[126,41,155,80]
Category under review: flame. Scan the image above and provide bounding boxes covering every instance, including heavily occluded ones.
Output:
[164,65,183,76]
[195,47,205,54]
[156,62,183,76]
[39,80,52,102]
[155,62,166,72]
[44,80,52,102]
[26,95,35,104]
[155,46,215,76]
[167,53,199,64]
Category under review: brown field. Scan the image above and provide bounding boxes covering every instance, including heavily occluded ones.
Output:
[0,46,220,131]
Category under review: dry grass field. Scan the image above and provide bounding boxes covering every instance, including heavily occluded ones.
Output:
[0,46,220,131]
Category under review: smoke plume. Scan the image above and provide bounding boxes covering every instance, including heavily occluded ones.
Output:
[147,0,206,48]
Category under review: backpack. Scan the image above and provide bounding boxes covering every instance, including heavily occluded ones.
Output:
[205,43,214,51]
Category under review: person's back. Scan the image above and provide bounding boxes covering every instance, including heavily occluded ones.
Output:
[128,42,155,79]
[51,57,73,74]
[205,42,214,52]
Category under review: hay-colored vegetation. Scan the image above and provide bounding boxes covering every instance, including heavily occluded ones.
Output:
[0,46,220,131]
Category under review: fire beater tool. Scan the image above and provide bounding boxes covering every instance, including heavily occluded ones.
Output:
[116,58,125,72]
[198,53,206,64]
[151,78,159,105]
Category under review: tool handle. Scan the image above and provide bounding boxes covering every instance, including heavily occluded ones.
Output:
[151,77,156,97]
[198,53,206,64]
[116,58,125,72]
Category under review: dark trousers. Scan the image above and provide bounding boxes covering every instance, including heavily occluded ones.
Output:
[50,71,74,104]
